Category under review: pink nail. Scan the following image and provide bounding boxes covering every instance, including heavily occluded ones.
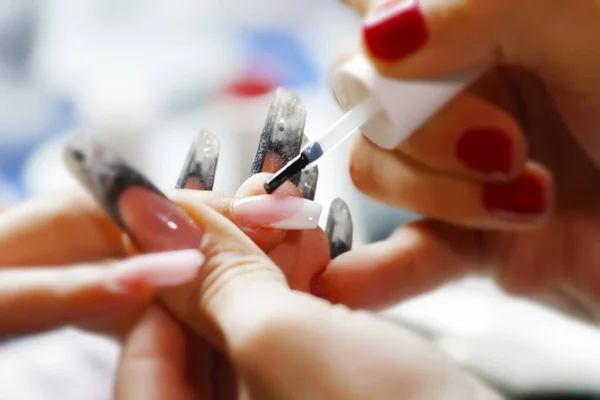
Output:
[117,187,203,253]
[108,249,205,292]
[232,195,322,230]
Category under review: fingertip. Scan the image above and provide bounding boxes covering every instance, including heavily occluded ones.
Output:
[482,162,555,228]
[397,92,529,182]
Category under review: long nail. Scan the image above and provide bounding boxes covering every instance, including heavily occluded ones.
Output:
[232,195,322,230]
[482,171,548,218]
[362,0,429,61]
[325,198,353,259]
[176,130,220,191]
[250,88,306,184]
[63,134,203,253]
[297,134,319,200]
[456,128,513,177]
[108,250,205,292]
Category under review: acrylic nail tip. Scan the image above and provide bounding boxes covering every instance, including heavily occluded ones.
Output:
[268,200,323,230]
[176,130,220,191]
[326,198,353,259]
[63,133,163,231]
[109,249,205,290]
[298,165,319,200]
[251,88,306,180]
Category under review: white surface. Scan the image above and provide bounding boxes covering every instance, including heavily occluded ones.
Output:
[382,277,600,393]
[0,329,118,400]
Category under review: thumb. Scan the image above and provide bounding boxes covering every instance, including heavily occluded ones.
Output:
[161,192,290,348]
[358,0,600,87]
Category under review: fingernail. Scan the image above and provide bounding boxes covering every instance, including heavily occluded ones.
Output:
[297,135,320,201]
[118,187,203,252]
[326,198,353,259]
[232,195,322,230]
[298,165,319,201]
[176,130,220,191]
[362,0,429,61]
[108,250,205,291]
[63,134,203,253]
[250,88,305,183]
[483,172,547,218]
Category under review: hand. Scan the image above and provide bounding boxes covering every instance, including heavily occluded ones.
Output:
[110,188,499,400]
[46,133,498,399]
[0,175,328,337]
[319,0,600,322]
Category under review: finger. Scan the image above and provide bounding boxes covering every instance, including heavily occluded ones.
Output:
[64,135,295,348]
[234,173,305,252]
[174,128,308,253]
[349,133,554,228]
[396,92,527,181]
[0,188,310,268]
[0,190,124,266]
[317,219,480,309]
[236,173,331,289]
[0,250,203,335]
[359,0,600,84]
[285,228,330,293]
[115,306,212,400]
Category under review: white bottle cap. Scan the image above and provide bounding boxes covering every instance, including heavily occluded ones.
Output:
[332,55,479,149]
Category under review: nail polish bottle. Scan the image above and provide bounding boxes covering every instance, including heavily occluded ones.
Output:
[332,55,480,150]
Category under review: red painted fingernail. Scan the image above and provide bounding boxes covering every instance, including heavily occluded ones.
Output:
[483,172,547,218]
[362,0,429,61]
[457,128,513,177]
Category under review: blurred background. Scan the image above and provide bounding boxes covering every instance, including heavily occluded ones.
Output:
[0,0,599,399]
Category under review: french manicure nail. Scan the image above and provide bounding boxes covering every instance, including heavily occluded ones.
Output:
[63,134,203,253]
[483,172,547,218]
[232,195,322,230]
[456,128,513,177]
[362,0,429,61]
[108,250,205,291]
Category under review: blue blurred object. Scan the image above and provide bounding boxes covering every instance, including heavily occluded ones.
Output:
[241,28,320,88]
[0,95,77,199]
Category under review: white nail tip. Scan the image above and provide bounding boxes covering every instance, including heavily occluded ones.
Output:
[109,249,205,291]
[269,201,323,230]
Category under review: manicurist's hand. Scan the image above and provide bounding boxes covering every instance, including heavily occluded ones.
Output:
[318,0,600,322]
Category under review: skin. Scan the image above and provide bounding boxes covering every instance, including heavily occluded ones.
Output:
[320,0,600,322]
[0,177,498,399]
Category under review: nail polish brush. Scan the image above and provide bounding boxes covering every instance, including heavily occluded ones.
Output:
[264,55,480,194]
